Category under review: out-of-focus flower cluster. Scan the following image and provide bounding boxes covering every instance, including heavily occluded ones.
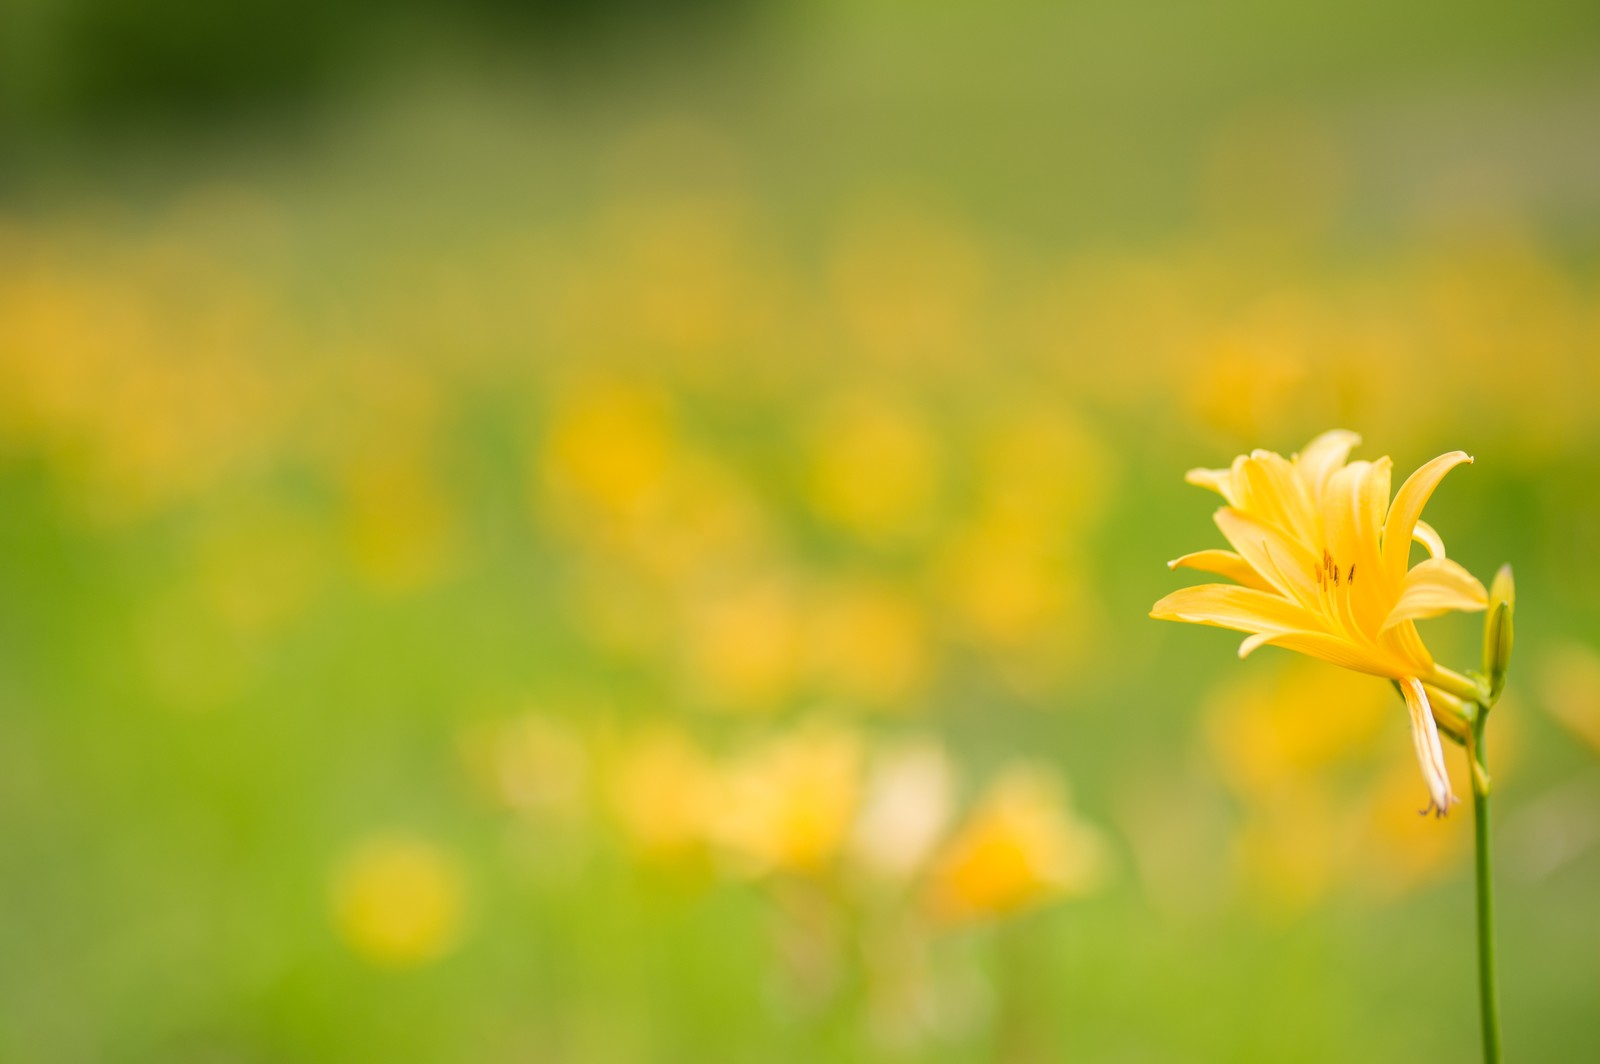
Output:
[5,182,1593,702]
[454,710,1107,1046]
[3,126,1595,1037]
[459,713,1106,919]
[1201,661,1485,911]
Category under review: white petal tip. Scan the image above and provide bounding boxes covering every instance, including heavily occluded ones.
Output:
[1420,792,1461,818]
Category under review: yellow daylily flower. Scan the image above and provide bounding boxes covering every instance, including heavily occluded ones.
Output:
[1151,430,1489,814]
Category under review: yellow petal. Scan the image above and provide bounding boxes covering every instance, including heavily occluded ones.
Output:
[1238,450,1317,544]
[1167,549,1273,592]
[1400,676,1458,815]
[1321,457,1392,631]
[1381,558,1488,631]
[1185,466,1237,506]
[1236,630,1403,676]
[1213,508,1321,607]
[1150,583,1324,638]
[1411,519,1446,559]
[1381,620,1437,678]
[1293,429,1361,500]
[1382,451,1472,583]
[1321,459,1390,570]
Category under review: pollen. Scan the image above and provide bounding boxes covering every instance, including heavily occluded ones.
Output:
[1315,549,1345,590]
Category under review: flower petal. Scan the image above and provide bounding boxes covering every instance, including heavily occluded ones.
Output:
[1150,583,1324,638]
[1382,620,1438,677]
[1294,429,1361,499]
[1401,676,1458,815]
[1412,519,1446,559]
[1382,451,1472,583]
[1238,450,1318,544]
[1236,630,1401,676]
[1184,466,1238,506]
[1381,558,1488,631]
[1321,459,1390,568]
[1167,549,1273,592]
[1213,508,1321,607]
[1320,457,1392,632]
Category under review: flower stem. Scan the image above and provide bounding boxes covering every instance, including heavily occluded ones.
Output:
[1470,711,1502,1064]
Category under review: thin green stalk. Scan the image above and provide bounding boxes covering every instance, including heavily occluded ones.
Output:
[1470,711,1502,1064]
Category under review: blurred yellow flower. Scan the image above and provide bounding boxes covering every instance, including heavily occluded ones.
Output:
[805,393,939,543]
[1203,661,1388,799]
[1357,755,1471,897]
[807,581,931,709]
[828,201,986,368]
[340,452,458,594]
[1232,786,1348,913]
[1202,660,1482,907]
[710,723,863,874]
[1537,641,1600,756]
[621,452,769,584]
[541,381,674,521]
[1183,338,1314,444]
[606,728,721,860]
[936,516,1047,638]
[1152,430,1488,813]
[936,512,1090,683]
[682,574,804,712]
[604,197,755,355]
[331,835,466,968]
[924,765,1107,923]
[976,406,1111,531]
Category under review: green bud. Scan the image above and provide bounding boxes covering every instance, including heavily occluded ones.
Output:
[1483,564,1514,704]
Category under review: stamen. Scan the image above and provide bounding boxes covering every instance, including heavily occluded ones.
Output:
[1313,549,1353,591]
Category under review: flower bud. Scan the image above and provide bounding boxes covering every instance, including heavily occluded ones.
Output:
[1424,685,1472,745]
[1483,564,1514,704]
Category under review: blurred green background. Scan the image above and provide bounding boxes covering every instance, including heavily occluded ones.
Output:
[3,1,1600,1060]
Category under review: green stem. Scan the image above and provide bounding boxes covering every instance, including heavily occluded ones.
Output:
[1470,712,1502,1064]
